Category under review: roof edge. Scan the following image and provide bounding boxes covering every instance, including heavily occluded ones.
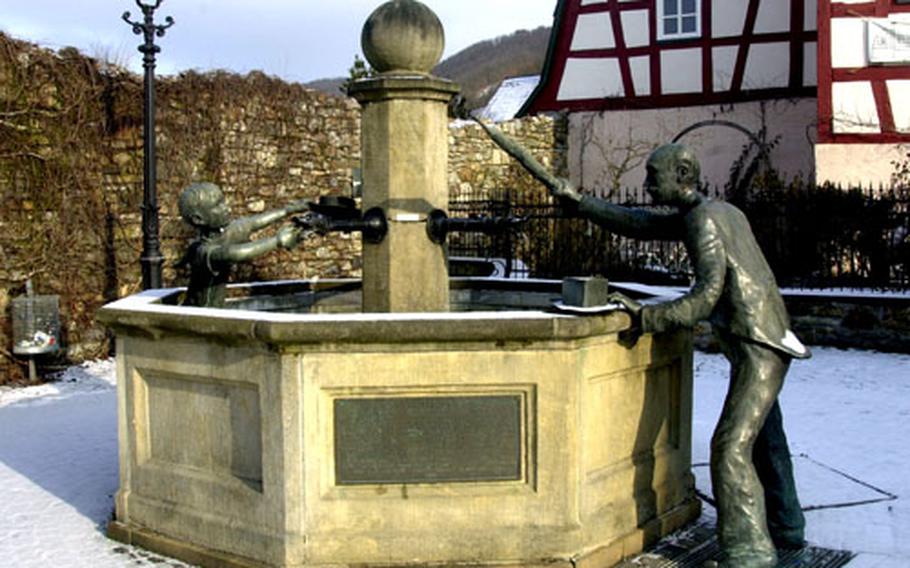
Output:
[517,0,569,117]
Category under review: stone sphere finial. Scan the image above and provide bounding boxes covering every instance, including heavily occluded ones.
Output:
[361,0,445,74]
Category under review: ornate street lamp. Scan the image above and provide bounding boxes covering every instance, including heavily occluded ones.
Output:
[122,0,174,290]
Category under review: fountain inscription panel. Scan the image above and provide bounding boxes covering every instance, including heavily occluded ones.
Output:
[334,395,523,484]
[140,370,264,489]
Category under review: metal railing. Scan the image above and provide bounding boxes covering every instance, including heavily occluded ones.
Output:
[448,181,910,290]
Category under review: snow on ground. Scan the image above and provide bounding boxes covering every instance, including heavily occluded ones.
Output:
[0,348,907,567]
[0,359,116,408]
[0,361,189,567]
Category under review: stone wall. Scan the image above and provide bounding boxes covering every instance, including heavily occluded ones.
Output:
[131,71,363,285]
[449,115,567,203]
[787,295,910,354]
[0,33,568,384]
[0,34,361,383]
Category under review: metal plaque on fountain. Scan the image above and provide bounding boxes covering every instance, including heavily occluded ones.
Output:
[334,395,523,484]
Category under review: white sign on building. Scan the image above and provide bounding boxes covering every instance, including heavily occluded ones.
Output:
[868,15,910,64]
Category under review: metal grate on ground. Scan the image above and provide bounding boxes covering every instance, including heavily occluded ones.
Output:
[616,519,855,568]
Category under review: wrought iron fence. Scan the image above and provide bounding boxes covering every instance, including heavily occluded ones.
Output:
[448,181,910,290]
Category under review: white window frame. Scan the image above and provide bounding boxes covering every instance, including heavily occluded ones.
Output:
[657,0,702,41]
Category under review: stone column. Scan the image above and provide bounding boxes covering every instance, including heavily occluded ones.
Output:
[350,0,458,313]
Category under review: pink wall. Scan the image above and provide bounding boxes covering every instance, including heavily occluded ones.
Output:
[568,97,818,194]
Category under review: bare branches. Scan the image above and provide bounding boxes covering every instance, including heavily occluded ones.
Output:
[0,152,47,161]
[574,111,653,198]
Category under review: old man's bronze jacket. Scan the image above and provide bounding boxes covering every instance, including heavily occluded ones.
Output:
[578,196,810,359]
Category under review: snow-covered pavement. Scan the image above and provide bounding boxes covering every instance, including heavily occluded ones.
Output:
[0,348,907,567]
[693,349,909,567]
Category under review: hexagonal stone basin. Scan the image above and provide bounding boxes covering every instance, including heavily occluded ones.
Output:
[98,278,699,567]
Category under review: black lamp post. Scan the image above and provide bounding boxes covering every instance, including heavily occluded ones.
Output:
[123,0,174,290]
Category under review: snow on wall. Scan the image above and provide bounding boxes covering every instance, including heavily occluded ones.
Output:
[476,76,541,122]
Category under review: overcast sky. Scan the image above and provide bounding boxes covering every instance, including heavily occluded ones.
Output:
[0,0,558,83]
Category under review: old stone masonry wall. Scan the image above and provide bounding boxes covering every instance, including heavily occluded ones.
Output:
[0,33,567,383]
[0,34,363,383]
[449,116,567,204]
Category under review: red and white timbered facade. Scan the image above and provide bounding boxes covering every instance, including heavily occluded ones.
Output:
[522,0,818,114]
[819,0,910,143]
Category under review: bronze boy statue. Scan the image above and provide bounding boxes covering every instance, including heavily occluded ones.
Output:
[177,182,310,308]
[478,121,808,568]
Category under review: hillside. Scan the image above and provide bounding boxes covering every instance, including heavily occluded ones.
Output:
[306,26,551,110]
[434,26,550,109]
[305,76,348,96]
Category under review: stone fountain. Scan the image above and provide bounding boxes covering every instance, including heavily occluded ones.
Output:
[98,2,699,566]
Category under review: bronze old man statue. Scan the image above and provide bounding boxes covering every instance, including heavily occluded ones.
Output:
[479,122,808,568]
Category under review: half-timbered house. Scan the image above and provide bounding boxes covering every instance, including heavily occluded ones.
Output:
[521,0,820,190]
[817,0,910,184]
